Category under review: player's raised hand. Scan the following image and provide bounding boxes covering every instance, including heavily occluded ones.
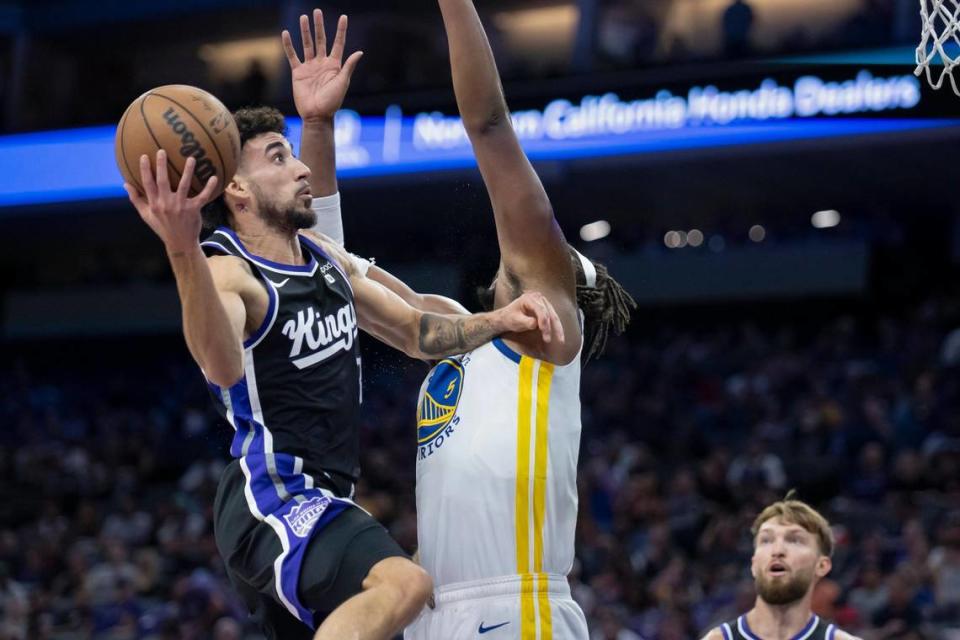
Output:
[498,291,565,345]
[282,9,364,123]
[124,150,218,254]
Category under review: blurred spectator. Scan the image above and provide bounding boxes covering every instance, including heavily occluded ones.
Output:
[727,440,786,493]
[0,562,28,640]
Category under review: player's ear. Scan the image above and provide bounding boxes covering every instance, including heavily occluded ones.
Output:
[815,555,832,578]
[225,176,250,209]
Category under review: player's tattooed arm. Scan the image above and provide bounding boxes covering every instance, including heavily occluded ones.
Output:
[417,292,564,357]
[354,272,563,360]
[417,313,497,356]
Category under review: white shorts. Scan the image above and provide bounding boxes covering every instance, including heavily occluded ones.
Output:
[403,574,588,640]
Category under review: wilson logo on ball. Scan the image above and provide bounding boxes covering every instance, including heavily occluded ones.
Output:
[162,107,217,183]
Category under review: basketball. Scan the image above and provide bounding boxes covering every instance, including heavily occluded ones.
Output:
[115,85,240,198]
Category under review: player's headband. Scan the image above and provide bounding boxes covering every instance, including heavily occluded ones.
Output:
[573,249,597,289]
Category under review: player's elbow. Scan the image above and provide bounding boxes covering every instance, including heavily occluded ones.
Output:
[202,357,244,388]
[463,109,509,138]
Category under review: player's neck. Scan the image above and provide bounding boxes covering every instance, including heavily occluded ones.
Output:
[746,596,815,640]
[233,222,307,267]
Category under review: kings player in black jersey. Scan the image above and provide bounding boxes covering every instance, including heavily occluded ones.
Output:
[122,12,564,640]
[703,494,861,640]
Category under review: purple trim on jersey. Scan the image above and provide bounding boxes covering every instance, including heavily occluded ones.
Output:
[227,378,265,459]
[792,615,819,640]
[275,492,351,628]
[244,271,278,348]
[215,227,318,273]
[826,624,836,640]
[738,616,760,640]
[274,453,309,495]
[721,623,733,640]
[200,240,232,256]
[492,338,522,364]
[739,615,819,640]
[244,453,284,515]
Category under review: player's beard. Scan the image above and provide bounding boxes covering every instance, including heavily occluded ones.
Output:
[755,566,815,605]
[252,184,316,233]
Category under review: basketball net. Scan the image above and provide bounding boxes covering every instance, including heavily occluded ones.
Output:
[916,0,960,95]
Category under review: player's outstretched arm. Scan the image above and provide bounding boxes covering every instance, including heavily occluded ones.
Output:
[357,277,563,360]
[315,236,562,358]
[282,8,363,198]
[438,0,578,358]
[124,151,246,387]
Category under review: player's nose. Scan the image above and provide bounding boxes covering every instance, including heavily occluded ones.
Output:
[293,156,311,182]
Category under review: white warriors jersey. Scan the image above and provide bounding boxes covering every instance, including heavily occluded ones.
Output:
[415,337,582,599]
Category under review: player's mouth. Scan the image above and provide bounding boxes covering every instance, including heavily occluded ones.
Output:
[768,561,789,576]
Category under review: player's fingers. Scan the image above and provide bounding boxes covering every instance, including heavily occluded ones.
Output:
[314,8,327,56]
[139,154,159,202]
[155,149,171,194]
[125,183,155,224]
[341,51,364,81]
[192,176,219,206]
[123,183,146,209]
[177,157,196,199]
[330,14,348,61]
[281,30,301,68]
[544,296,564,344]
[299,14,315,60]
[534,295,551,343]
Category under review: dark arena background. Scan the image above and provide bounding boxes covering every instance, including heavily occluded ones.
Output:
[1,0,959,638]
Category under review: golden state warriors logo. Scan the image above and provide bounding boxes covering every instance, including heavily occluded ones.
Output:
[417,359,463,460]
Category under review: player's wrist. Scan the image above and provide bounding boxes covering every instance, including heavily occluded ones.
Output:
[488,308,511,334]
[165,242,204,261]
[301,114,335,128]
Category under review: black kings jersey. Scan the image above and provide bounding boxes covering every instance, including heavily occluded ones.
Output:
[718,614,843,640]
[202,228,362,513]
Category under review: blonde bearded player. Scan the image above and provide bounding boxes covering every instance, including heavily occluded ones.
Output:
[300,1,635,637]
[702,494,861,640]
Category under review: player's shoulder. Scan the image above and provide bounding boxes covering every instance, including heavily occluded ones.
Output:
[206,252,256,291]
[834,630,862,640]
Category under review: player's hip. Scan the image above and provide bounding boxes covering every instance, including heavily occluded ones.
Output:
[404,574,587,640]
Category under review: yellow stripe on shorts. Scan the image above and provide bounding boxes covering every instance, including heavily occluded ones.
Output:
[534,362,555,640]
[515,356,536,640]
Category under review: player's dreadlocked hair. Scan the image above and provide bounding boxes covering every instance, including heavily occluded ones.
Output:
[570,248,637,362]
[476,246,636,363]
[201,106,288,230]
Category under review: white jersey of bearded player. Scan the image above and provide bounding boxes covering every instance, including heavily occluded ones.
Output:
[404,337,589,640]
